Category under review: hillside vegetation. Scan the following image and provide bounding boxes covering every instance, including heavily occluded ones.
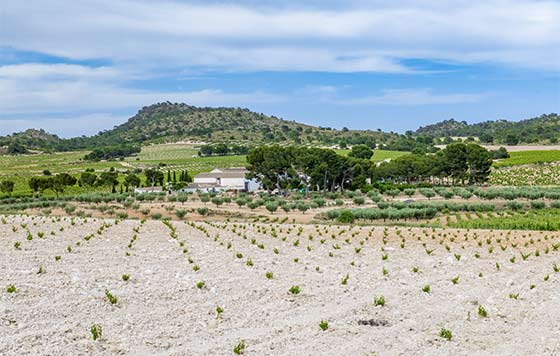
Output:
[415,113,560,145]
[1,103,425,152]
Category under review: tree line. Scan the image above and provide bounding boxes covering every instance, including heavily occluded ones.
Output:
[247,143,493,193]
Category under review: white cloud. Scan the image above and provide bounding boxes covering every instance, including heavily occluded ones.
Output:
[0,63,283,116]
[336,88,485,106]
[1,0,558,72]
[0,114,129,138]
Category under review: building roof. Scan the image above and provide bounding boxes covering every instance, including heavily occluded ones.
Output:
[195,168,248,179]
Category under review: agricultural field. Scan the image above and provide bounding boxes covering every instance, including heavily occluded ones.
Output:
[336,149,409,162]
[1,215,560,355]
[0,144,246,195]
[489,163,560,186]
[493,150,560,167]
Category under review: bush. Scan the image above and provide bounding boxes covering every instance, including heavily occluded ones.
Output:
[197,207,209,216]
[336,210,355,223]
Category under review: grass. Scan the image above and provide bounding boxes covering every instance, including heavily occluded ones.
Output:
[494,150,560,167]
[336,149,409,163]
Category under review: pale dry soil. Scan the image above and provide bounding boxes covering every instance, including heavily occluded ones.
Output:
[1,215,560,356]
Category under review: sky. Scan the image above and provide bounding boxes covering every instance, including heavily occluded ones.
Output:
[0,0,559,137]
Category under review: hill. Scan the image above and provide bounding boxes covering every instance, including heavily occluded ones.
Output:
[415,113,560,145]
[0,103,431,152]
[0,129,62,152]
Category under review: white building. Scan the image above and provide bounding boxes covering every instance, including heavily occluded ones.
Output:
[181,168,260,193]
[134,186,163,194]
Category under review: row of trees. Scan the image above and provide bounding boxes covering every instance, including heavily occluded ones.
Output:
[247,143,493,192]
[24,168,193,196]
[83,145,141,161]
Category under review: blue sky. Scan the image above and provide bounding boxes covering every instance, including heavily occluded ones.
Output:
[0,0,558,137]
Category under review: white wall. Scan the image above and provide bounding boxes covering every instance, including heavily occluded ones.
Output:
[194,177,218,184]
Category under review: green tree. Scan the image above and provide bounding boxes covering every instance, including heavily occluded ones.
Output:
[124,174,141,191]
[0,180,15,196]
[348,144,373,160]
[79,172,97,189]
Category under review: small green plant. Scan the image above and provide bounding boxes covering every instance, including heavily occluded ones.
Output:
[233,340,245,354]
[451,276,459,285]
[6,284,16,293]
[105,289,118,305]
[90,324,103,341]
[341,273,349,285]
[319,320,329,331]
[422,285,431,293]
[196,281,205,289]
[412,266,419,273]
[55,255,61,261]
[37,266,45,274]
[14,241,21,249]
[122,274,130,281]
[373,295,385,307]
[478,304,488,318]
[553,263,560,273]
[216,306,224,317]
[439,327,452,341]
[193,265,200,272]
[289,285,301,295]
[509,293,519,300]
[265,271,273,279]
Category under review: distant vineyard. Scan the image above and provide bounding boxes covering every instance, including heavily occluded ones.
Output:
[490,164,560,186]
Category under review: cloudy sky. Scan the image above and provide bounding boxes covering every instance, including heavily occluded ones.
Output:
[1,0,559,137]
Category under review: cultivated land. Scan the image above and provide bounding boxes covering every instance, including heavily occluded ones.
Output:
[1,215,560,355]
[0,145,407,195]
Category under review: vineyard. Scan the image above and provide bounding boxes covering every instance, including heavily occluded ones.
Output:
[2,215,559,355]
[494,150,560,167]
[489,163,560,186]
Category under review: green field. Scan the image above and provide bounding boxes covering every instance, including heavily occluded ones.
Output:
[449,209,560,231]
[336,149,409,162]
[0,144,246,195]
[494,150,560,167]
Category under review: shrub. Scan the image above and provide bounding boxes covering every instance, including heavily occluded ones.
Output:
[197,207,209,216]
[336,210,355,223]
